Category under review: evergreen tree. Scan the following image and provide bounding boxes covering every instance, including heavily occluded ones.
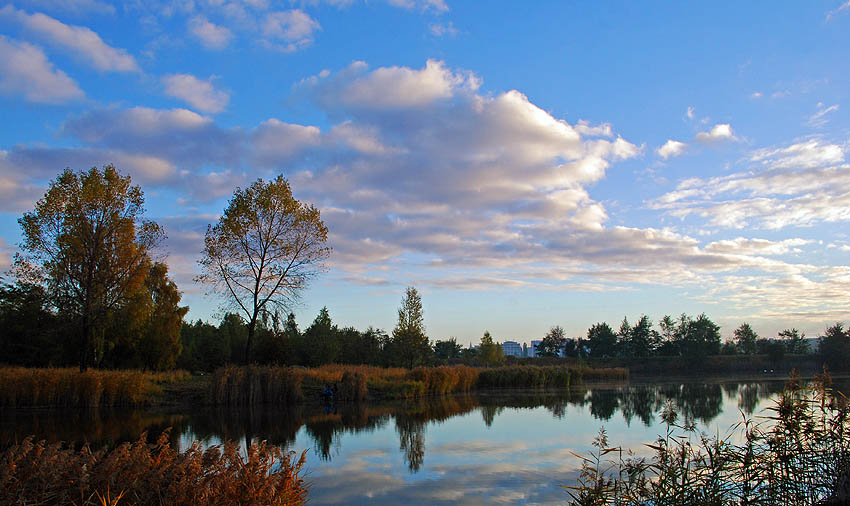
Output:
[390,287,432,368]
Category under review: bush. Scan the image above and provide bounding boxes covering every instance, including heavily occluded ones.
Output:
[0,432,308,506]
[566,370,849,506]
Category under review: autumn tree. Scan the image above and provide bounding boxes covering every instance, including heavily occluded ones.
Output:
[198,176,330,363]
[17,166,163,371]
[389,286,432,368]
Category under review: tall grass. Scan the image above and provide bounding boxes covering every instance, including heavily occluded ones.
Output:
[208,364,628,404]
[0,367,187,407]
[566,370,849,506]
[0,431,307,506]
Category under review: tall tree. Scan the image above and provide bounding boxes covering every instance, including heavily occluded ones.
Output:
[198,176,330,363]
[17,166,163,371]
[478,330,505,365]
[587,322,617,358]
[390,286,432,368]
[630,315,653,358]
[537,326,567,357]
[778,328,808,355]
[734,322,758,355]
[820,322,850,371]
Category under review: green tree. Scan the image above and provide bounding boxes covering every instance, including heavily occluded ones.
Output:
[820,322,850,371]
[779,328,808,354]
[198,176,330,363]
[390,286,432,368]
[587,322,617,358]
[657,315,679,356]
[17,166,163,371]
[0,281,62,366]
[630,315,653,358]
[478,331,505,366]
[678,313,721,363]
[617,317,631,357]
[434,338,462,360]
[303,307,339,366]
[734,322,758,355]
[537,326,566,357]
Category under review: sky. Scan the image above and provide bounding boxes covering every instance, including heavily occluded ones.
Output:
[1,1,849,346]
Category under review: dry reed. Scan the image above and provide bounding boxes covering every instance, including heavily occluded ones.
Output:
[0,367,187,407]
[0,431,308,506]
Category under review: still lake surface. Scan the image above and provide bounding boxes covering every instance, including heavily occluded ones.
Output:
[4,377,846,504]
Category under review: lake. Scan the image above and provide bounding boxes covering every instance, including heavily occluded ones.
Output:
[3,377,845,505]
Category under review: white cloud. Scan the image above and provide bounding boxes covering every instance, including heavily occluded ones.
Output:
[807,102,839,128]
[0,5,138,72]
[188,16,234,49]
[750,91,762,99]
[428,21,457,37]
[656,139,687,159]
[18,0,115,15]
[0,35,83,103]
[704,238,811,256]
[261,9,320,52]
[386,0,449,12]
[826,0,850,21]
[695,123,738,144]
[652,138,850,230]
[686,106,695,119]
[750,139,844,170]
[162,74,230,113]
[306,59,480,110]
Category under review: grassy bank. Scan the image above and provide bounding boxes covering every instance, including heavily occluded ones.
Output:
[0,431,307,506]
[567,371,849,506]
[0,367,189,408]
[208,364,628,405]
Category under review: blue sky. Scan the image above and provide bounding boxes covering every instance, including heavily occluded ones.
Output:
[1,1,849,346]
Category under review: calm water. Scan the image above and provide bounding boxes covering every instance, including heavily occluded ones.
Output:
[4,378,846,505]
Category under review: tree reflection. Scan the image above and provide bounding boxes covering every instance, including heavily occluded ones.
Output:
[395,414,426,472]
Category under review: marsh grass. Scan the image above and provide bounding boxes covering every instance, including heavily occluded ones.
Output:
[566,369,850,506]
[208,364,628,404]
[0,431,307,506]
[0,367,187,407]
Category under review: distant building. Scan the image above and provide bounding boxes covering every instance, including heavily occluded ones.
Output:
[529,340,542,358]
[502,340,522,357]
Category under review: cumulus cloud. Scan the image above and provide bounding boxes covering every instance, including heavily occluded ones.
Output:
[0,35,83,103]
[385,0,449,12]
[162,74,230,113]
[656,139,686,159]
[0,5,138,72]
[188,16,234,49]
[695,123,738,144]
[261,9,320,51]
[428,21,457,37]
[303,59,481,110]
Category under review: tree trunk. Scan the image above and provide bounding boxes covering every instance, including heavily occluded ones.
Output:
[79,316,90,372]
[245,316,257,364]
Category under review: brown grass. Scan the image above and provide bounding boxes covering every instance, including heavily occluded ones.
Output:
[207,363,627,404]
[0,431,307,506]
[0,367,188,407]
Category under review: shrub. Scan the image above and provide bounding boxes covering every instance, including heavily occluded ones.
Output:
[0,431,308,506]
[0,367,165,407]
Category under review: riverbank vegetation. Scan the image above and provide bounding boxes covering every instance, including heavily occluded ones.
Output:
[0,367,189,408]
[0,431,307,506]
[566,370,849,506]
[207,364,627,404]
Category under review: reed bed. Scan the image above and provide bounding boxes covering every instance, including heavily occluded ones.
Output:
[0,431,307,506]
[208,363,628,404]
[566,370,849,506]
[0,367,185,407]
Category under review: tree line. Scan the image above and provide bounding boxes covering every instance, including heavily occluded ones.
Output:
[1,165,849,372]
